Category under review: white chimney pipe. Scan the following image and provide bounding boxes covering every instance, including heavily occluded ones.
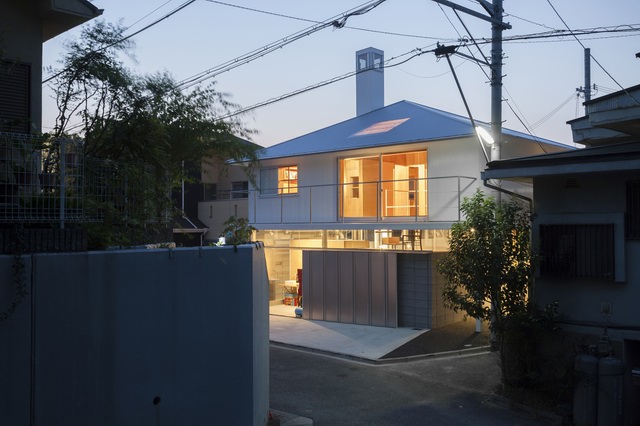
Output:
[356,47,384,116]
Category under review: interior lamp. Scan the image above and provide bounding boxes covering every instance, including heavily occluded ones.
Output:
[476,126,494,145]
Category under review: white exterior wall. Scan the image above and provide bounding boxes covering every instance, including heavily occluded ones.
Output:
[250,137,488,228]
[532,173,640,328]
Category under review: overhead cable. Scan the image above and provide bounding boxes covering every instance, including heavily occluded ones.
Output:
[42,0,197,84]
[215,47,431,120]
[545,0,640,105]
[176,0,388,90]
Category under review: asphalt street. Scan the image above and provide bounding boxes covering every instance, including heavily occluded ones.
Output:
[270,346,553,426]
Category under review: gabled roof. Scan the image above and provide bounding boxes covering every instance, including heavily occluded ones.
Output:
[256,100,567,160]
[483,140,640,180]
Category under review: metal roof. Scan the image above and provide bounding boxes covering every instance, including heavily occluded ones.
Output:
[483,140,640,180]
[256,100,567,160]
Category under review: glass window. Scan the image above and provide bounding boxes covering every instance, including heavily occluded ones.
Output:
[231,181,248,199]
[539,224,614,281]
[339,150,427,218]
[260,166,298,195]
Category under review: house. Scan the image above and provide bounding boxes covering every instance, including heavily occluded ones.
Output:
[172,137,262,247]
[247,47,571,329]
[482,84,640,425]
[1,0,103,134]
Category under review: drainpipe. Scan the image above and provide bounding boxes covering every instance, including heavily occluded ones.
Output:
[482,175,535,303]
[482,177,532,206]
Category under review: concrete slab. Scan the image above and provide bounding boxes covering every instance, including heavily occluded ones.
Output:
[269,314,428,361]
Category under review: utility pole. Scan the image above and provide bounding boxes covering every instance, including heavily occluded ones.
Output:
[489,0,504,162]
[576,48,593,115]
[430,0,510,162]
[584,48,591,106]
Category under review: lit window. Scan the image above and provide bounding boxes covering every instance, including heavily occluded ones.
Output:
[260,166,298,195]
[279,166,298,194]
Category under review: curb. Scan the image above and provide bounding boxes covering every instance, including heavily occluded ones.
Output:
[270,340,491,365]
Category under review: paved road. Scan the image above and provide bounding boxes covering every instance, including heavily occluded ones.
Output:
[270,346,551,426]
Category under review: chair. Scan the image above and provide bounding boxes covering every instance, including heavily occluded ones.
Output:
[401,230,422,251]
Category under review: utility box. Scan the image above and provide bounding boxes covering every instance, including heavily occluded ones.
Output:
[573,354,599,426]
[597,356,624,426]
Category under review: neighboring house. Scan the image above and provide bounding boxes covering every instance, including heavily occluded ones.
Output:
[1,0,102,134]
[1,1,102,249]
[247,47,571,329]
[172,157,249,246]
[483,84,640,425]
[172,137,261,246]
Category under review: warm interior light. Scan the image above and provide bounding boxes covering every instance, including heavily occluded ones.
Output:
[476,126,494,145]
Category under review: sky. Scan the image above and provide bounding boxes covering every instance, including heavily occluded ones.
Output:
[42,0,640,148]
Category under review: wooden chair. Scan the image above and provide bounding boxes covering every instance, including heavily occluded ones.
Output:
[401,230,422,251]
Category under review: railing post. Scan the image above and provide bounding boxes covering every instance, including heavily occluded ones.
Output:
[309,186,312,223]
[457,176,461,221]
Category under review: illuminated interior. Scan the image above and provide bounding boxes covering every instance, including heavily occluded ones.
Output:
[256,228,450,303]
[339,150,427,218]
[278,165,298,194]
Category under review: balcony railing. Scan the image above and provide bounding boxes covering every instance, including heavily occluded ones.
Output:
[248,175,477,226]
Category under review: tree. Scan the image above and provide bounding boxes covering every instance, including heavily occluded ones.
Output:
[437,190,532,339]
[47,20,258,247]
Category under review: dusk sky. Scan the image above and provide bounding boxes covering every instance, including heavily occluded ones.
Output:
[42,0,640,148]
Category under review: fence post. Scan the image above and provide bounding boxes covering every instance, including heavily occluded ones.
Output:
[59,138,66,229]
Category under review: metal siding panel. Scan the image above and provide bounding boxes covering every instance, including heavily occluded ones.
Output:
[370,252,386,327]
[324,251,339,322]
[302,251,310,320]
[386,253,398,327]
[354,252,370,325]
[338,252,354,323]
[309,251,325,320]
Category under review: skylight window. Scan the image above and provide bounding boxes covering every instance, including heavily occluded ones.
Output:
[352,118,409,136]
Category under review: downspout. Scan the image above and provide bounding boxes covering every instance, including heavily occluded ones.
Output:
[481,174,532,206]
[482,174,535,302]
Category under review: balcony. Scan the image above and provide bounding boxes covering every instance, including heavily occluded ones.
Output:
[249,175,477,226]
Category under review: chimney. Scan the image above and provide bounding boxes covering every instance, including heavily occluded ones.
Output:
[356,47,384,116]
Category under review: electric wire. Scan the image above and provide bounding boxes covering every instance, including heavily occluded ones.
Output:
[215,48,432,120]
[205,0,442,41]
[174,0,388,91]
[545,0,640,105]
[440,3,549,152]
[42,0,197,84]
[530,92,576,129]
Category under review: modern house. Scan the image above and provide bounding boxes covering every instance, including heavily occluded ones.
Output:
[248,47,571,329]
[483,84,640,425]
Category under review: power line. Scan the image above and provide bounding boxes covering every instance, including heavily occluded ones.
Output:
[205,0,444,41]
[216,48,431,120]
[175,0,388,91]
[545,0,640,105]
[42,0,197,84]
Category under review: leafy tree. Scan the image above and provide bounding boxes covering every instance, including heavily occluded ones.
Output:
[437,190,532,340]
[47,20,258,247]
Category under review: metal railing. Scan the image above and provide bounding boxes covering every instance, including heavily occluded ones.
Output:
[249,175,477,225]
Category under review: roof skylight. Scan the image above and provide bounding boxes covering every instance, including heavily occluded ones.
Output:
[351,118,410,136]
